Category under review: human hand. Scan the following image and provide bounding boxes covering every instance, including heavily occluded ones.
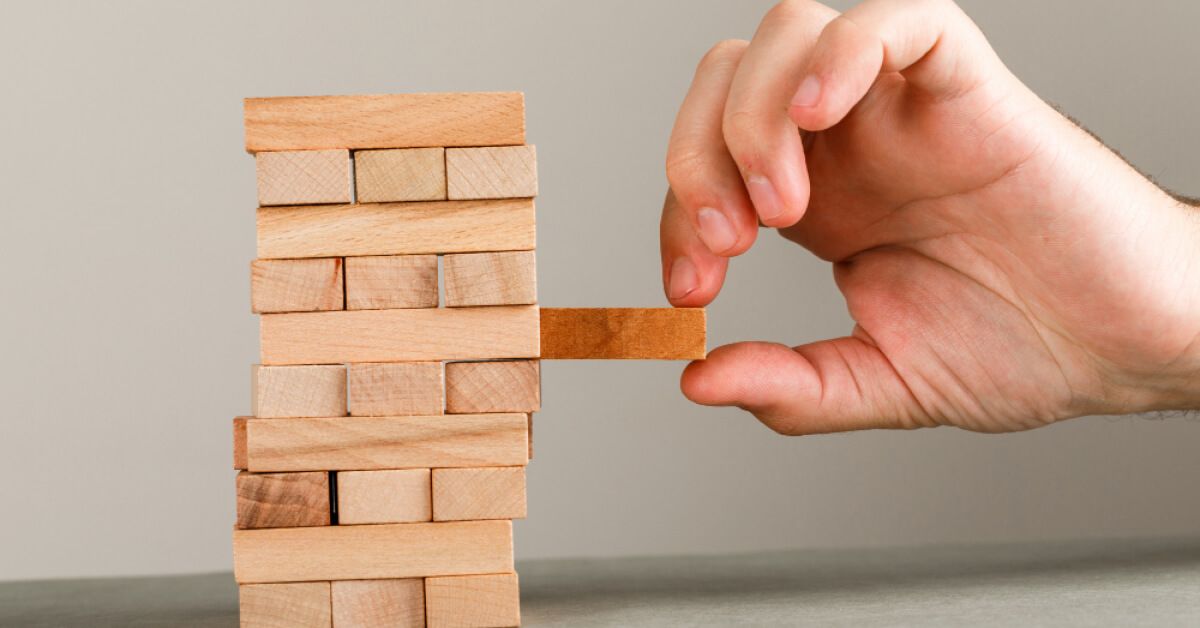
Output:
[660,0,1200,434]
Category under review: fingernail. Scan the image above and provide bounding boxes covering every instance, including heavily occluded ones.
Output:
[791,75,821,108]
[696,207,738,254]
[745,174,783,221]
[668,257,698,300]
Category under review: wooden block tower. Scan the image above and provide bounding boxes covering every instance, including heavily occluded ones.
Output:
[233,92,705,627]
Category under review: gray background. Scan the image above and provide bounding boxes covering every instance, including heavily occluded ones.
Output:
[0,0,1196,581]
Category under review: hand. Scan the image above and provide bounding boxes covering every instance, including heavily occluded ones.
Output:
[660,0,1200,435]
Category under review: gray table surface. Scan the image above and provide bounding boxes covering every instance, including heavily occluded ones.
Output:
[2,537,1198,627]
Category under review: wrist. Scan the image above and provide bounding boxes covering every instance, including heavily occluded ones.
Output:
[1099,194,1200,415]
[1123,196,1200,412]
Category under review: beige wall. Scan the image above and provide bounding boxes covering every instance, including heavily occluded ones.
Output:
[0,0,1196,580]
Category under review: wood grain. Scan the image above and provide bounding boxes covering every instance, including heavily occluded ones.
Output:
[539,308,706,360]
[260,306,539,365]
[250,258,343,314]
[445,361,539,414]
[257,199,535,259]
[244,93,525,152]
[432,467,526,522]
[233,520,513,583]
[345,255,438,310]
[236,471,330,529]
[443,251,536,307]
[234,417,248,470]
[425,573,520,628]
[332,579,425,628]
[446,146,537,200]
[348,362,444,417]
[355,148,446,203]
[240,582,331,628]
[245,414,528,473]
[252,365,347,418]
[255,149,351,206]
[526,415,533,461]
[338,469,432,525]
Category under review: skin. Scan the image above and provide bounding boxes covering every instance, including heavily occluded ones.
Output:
[661,0,1200,435]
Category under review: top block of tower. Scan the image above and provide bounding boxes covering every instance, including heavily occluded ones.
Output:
[244,92,525,152]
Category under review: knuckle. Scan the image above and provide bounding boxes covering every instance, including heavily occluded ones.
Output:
[721,108,767,166]
[765,0,812,23]
[697,39,747,73]
[764,0,837,26]
[664,149,709,197]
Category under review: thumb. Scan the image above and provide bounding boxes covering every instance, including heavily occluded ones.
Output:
[681,338,931,435]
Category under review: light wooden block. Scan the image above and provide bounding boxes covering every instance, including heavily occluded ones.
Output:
[244,93,525,152]
[255,149,351,206]
[240,582,331,628]
[355,148,446,203]
[345,255,438,310]
[443,252,537,307]
[446,146,537,200]
[234,520,513,583]
[445,361,539,414]
[539,307,707,360]
[245,414,528,473]
[348,362,444,417]
[425,573,520,628]
[234,417,248,470]
[257,200,535,259]
[332,579,425,628]
[250,258,343,314]
[236,471,330,529]
[338,469,432,525]
[260,306,539,365]
[432,467,526,522]
[252,365,347,418]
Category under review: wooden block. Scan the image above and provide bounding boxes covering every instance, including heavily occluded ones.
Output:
[443,252,536,307]
[348,362,444,417]
[252,365,346,418]
[338,469,431,525]
[425,573,520,628]
[445,361,539,414]
[234,520,513,583]
[255,149,352,206]
[355,148,446,203]
[234,417,248,470]
[236,471,330,529]
[245,414,528,473]
[257,199,535,259]
[446,146,537,200]
[345,255,438,310]
[539,307,706,360]
[251,258,344,314]
[244,93,525,152]
[332,579,425,628]
[432,467,526,522]
[240,582,331,628]
[260,306,539,365]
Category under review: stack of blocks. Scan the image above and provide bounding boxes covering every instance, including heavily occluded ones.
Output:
[232,92,708,627]
[235,93,536,628]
